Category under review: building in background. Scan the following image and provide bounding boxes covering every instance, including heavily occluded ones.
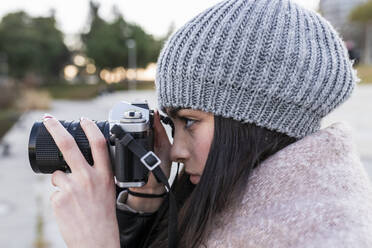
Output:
[319,0,371,64]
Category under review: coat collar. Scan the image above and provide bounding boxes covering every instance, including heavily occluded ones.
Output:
[206,122,372,247]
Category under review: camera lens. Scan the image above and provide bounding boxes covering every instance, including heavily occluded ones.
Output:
[28,120,110,173]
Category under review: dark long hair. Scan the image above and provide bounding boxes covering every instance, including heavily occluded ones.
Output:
[150,115,298,247]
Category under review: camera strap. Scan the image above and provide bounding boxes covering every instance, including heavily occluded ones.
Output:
[111,125,178,248]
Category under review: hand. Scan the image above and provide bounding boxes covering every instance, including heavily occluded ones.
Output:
[44,115,119,248]
[126,110,172,212]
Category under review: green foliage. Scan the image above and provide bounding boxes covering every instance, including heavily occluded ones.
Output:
[82,1,166,70]
[129,22,162,68]
[82,5,128,69]
[0,11,70,80]
[350,0,372,23]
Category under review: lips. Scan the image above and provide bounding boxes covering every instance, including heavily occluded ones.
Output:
[185,170,199,177]
[185,170,201,184]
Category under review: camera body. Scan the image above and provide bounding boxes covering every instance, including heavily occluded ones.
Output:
[28,99,160,188]
[108,100,155,188]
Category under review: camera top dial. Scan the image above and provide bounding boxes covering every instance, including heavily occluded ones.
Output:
[108,100,151,133]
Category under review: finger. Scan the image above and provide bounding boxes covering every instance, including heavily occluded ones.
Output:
[51,170,71,187]
[50,190,64,209]
[43,116,89,173]
[79,117,111,174]
[153,110,172,176]
[154,110,171,147]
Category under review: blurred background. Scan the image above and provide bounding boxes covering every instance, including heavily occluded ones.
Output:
[0,0,371,247]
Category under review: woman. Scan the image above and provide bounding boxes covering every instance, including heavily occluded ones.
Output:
[44,0,372,247]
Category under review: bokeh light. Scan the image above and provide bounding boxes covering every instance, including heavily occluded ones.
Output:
[86,64,96,74]
[64,65,79,80]
[73,55,87,67]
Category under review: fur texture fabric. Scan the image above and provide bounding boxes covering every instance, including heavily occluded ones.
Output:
[205,122,372,248]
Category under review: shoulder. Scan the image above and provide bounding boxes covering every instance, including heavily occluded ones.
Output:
[205,122,372,248]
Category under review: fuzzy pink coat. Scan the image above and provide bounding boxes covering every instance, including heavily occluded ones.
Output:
[206,122,372,248]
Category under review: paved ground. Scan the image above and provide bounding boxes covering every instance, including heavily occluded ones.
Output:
[0,85,371,247]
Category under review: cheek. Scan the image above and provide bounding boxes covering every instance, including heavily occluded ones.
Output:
[191,125,214,173]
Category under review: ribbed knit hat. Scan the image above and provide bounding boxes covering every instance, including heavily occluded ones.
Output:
[155,0,358,138]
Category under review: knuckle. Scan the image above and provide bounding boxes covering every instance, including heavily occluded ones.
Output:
[101,174,113,188]
[52,169,62,177]
[80,170,93,188]
[50,192,62,209]
[64,183,75,195]
[51,172,58,185]
[59,134,74,151]
[51,170,64,186]
[92,136,107,150]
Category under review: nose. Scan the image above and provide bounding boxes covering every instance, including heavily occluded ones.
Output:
[170,133,189,163]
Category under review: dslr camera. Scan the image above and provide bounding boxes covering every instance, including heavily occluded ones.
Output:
[28,100,173,188]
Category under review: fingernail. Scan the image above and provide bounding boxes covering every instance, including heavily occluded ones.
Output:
[43,113,54,122]
[80,116,88,123]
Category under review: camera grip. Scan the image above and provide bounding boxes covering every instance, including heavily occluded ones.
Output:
[114,138,148,188]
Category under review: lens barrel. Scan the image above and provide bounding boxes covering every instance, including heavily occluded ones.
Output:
[28,120,110,173]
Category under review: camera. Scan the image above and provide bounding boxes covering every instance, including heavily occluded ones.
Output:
[28,99,172,188]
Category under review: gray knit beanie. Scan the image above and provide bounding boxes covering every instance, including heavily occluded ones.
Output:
[155,0,358,138]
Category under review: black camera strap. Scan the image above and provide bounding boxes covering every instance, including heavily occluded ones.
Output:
[111,124,178,248]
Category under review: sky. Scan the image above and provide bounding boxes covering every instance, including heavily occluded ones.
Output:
[0,0,320,40]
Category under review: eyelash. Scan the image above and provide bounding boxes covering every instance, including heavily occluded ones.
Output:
[179,117,197,129]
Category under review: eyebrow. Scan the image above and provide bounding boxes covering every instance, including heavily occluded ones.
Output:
[166,107,189,119]
[168,107,181,119]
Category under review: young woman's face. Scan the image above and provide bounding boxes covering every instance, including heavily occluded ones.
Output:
[166,108,214,184]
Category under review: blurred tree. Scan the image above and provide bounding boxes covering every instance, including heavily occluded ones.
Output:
[81,2,127,69]
[152,21,176,59]
[0,11,70,82]
[82,1,167,70]
[350,0,372,64]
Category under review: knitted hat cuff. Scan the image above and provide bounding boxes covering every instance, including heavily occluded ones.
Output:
[159,84,321,138]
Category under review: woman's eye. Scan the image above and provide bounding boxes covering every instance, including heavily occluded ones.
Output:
[182,118,196,129]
